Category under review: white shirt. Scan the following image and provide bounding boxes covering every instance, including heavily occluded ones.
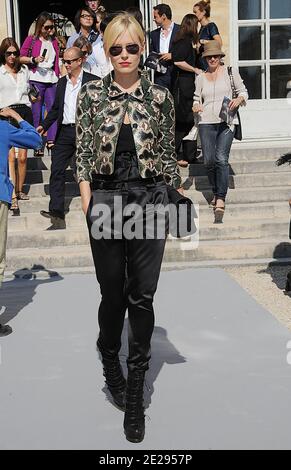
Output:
[90,39,112,78]
[62,70,83,124]
[30,39,58,84]
[0,64,31,108]
[159,22,175,54]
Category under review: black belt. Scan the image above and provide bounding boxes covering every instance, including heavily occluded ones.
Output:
[9,104,30,109]
[62,123,75,127]
[91,174,165,190]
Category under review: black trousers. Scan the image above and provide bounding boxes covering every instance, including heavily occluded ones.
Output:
[49,125,76,217]
[175,121,197,164]
[87,153,168,372]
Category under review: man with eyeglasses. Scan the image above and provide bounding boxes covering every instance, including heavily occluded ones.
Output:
[37,47,98,229]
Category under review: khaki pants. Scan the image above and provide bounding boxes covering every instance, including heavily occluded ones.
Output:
[0,201,9,287]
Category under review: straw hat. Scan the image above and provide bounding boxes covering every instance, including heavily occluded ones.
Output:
[202,40,225,58]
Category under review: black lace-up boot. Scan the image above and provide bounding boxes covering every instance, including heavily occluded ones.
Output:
[123,370,146,443]
[97,340,126,410]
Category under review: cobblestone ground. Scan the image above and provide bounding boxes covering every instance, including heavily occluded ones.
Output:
[224,264,291,330]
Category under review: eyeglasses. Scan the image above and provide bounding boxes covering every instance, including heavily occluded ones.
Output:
[5,51,20,57]
[109,44,140,57]
[62,58,81,65]
[80,14,94,19]
[43,25,55,31]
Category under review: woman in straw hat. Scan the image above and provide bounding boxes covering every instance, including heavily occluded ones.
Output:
[193,40,248,223]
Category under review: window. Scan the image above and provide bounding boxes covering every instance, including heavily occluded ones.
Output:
[237,0,291,99]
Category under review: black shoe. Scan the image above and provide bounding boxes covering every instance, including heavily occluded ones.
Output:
[40,210,64,220]
[97,340,126,410]
[124,370,145,443]
[0,324,12,337]
[46,219,66,230]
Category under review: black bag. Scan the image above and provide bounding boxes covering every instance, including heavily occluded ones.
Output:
[167,186,197,238]
[28,83,40,100]
[227,66,242,141]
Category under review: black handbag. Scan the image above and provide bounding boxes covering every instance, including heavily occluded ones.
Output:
[28,83,40,100]
[167,186,197,238]
[227,66,242,141]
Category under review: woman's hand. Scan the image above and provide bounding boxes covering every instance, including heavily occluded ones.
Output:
[82,198,91,216]
[229,97,244,111]
[177,187,184,195]
[159,52,172,62]
[0,107,23,122]
[193,103,203,113]
[35,56,45,64]
[193,67,203,75]
[36,125,45,135]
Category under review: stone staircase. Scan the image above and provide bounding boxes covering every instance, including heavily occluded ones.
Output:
[6,143,291,271]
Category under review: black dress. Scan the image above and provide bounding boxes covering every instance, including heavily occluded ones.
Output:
[171,36,198,163]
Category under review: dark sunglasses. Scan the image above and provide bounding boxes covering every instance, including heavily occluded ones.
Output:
[109,44,140,57]
[5,51,20,57]
[206,55,220,59]
[43,25,55,31]
[62,57,81,65]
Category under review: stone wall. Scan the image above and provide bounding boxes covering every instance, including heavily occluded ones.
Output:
[0,0,7,40]
[166,0,230,63]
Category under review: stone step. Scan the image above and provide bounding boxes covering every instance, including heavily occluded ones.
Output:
[229,146,290,162]
[25,169,75,184]
[20,181,291,203]
[7,203,291,232]
[22,182,80,198]
[186,172,291,190]
[7,218,290,249]
[6,238,291,270]
[24,163,291,186]
[180,160,290,177]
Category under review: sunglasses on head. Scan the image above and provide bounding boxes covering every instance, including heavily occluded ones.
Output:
[5,50,20,57]
[44,25,54,31]
[109,44,140,57]
[62,57,81,65]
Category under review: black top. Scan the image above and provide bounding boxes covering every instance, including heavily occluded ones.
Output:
[172,36,197,77]
[198,22,220,70]
[171,37,197,124]
[116,123,136,155]
[199,22,219,42]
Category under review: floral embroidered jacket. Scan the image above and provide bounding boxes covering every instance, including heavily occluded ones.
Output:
[75,73,181,189]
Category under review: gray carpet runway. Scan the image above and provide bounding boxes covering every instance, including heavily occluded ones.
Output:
[1,269,291,450]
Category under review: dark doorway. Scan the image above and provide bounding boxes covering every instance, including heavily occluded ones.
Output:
[17,0,140,43]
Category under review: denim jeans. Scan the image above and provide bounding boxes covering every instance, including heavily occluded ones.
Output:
[199,123,234,201]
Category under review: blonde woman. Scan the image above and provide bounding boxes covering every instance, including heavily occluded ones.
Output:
[76,12,181,443]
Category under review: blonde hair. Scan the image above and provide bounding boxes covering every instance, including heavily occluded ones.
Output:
[103,12,145,56]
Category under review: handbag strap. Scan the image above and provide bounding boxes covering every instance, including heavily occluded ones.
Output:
[227,66,238,99]
[27,36,37,58]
